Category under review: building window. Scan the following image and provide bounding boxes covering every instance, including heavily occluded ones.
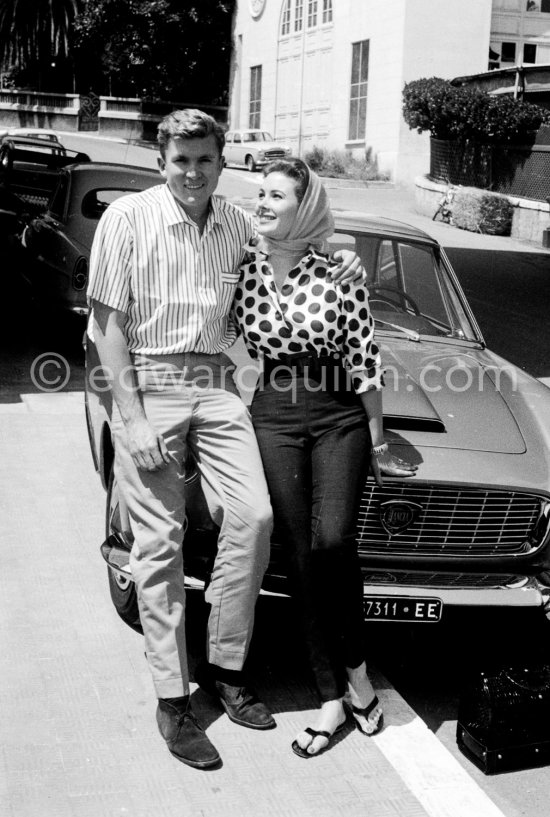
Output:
[307,0,318,28]
[527,1,550,10]
[322,0,333,23]
[249,66,262,129]
[488,41,517,69]
[295,0,303,31]
[281,0,291,36]
[501,42,517,63]
[349,40,369,141]
[524,43,537,62]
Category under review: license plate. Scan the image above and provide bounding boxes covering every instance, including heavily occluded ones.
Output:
[364,595,442,622]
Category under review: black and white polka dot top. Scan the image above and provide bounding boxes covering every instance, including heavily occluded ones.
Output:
[233,244,383,394]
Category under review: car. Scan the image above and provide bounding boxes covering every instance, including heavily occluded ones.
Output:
[223,129,292,171]
[85,209,550,634]
[0,127,61,144]
[22,162,161,316]
[0,135,91,216]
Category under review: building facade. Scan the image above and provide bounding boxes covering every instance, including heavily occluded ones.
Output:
[490,0,550,69]
[228,1,550,182]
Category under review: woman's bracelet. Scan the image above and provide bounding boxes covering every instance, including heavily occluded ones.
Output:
[371,442,388,457]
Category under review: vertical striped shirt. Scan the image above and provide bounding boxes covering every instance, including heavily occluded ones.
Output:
[87,184,255,353]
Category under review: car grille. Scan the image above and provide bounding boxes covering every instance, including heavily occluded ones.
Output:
[264,149,287,160]
[357,483,543,557]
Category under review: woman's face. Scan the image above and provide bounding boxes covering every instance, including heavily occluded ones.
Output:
[256,172,300,240]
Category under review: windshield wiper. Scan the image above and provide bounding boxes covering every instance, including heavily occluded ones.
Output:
[374,318,420,342]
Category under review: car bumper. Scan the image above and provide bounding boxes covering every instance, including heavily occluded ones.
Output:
[101,536,550,618]
[259,565,550,615]
[360,576,550,612]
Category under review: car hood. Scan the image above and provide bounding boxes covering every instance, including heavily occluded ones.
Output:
[380,341,525,454]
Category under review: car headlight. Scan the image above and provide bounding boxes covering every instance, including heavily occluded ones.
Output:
[257,151,265,159]
[285,147,292,155]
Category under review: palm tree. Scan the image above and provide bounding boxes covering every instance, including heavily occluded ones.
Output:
[0,0,81,86]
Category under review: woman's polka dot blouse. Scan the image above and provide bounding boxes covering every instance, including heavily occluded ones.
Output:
[232,244,383,394]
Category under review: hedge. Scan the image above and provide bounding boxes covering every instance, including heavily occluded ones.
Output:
[403,77,550,144]
[451,187,514,236]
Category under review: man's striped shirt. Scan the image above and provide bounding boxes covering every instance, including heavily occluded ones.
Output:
[87,184,255,353]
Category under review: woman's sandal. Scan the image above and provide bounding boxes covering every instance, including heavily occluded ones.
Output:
[348,694,384,735]
[291,718,347,759]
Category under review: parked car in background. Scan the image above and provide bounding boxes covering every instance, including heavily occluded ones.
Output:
[223,129,292,171]
[86,210,550,633]
[0,127,61,144]
[22,162,161,316]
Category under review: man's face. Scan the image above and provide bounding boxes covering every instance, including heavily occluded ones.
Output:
[158,134,224,216]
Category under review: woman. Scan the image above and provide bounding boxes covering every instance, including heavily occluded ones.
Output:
[232,158,417,758]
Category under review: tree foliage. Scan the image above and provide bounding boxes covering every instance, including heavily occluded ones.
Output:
[0,0,80,63]
[0,0,81,89]
[73,0,236,103]
[402,77,550,144]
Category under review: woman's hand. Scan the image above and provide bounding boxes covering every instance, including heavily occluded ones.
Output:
[329,249,366,284]
[370,449,418,486]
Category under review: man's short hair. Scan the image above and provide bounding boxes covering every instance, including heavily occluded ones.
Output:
[157,109,225,158]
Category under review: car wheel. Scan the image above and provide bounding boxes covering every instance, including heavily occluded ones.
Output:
[106,468,142,634]
[246,155,257,172]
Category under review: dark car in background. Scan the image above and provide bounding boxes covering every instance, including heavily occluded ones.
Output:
[0,135,91,214]
[22,162,161,316]
[85,210,550,634]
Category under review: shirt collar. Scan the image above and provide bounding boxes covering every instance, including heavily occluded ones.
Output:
[161,184,225,230]
[243,240,327,263]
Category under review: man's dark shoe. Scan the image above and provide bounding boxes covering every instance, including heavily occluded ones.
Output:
[156,695,221,769]
[194,662,276,730]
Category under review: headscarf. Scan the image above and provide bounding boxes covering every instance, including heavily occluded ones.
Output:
[259,166,334,259]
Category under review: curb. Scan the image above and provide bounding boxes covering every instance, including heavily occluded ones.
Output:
[319,177,394,189]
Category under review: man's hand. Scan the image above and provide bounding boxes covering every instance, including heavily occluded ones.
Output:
[124,416,172,472]
[329,249,366,284]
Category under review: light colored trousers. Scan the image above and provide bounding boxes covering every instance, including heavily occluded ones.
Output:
[111,352,273,699]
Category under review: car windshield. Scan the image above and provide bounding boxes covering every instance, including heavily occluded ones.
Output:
[242,131,273,142]
[8,140,62,155]
[328,231,480,342]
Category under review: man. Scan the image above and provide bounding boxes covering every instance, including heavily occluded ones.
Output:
[88,109,362,770]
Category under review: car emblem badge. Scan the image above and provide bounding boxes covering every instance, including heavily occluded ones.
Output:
[379,500,422,535]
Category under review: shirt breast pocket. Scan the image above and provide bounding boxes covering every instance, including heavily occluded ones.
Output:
[218,270,242,316]
[221,270,243,285]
